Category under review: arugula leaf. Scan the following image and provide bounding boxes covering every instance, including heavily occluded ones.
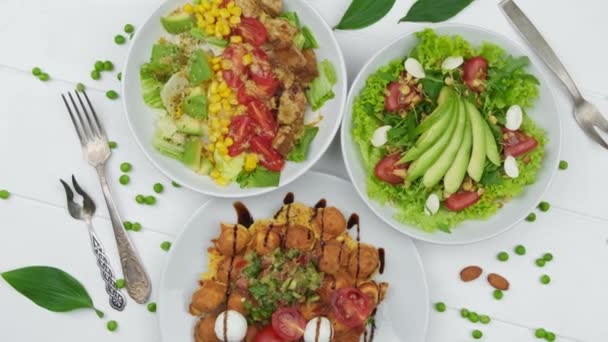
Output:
[236,167,280,188]
[287,126,319,162]
[480,163,503,185]
[420,72,444,103]
[336,0,396,30]
[248,283,268,300]
[400,0,474,23]
[384,114,418,148]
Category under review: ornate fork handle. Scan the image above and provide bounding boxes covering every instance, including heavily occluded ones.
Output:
[88,228,126,311]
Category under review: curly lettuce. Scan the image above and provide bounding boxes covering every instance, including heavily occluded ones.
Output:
[409,28,475,71]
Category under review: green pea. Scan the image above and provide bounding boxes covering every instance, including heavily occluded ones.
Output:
[472,330,482,339]
[106,90,119,100]
[117,72,122,81]
[107,320,118,332]
[538,201,550,212]
[114,34,126,44]
[124,24,135,33]
[559,160,568,170]
[536,258,546,267]
[434,302,446,312]
[144,195,156,205]
[543,253,553,262]
[39,73,50,81]
[0,190,10,199]
[91,70,101,80]
[161,241,172,251]
[480,315,491,324]
[108,141,118,149]
[94,60,104,71]
[120,162,132,173]
[104,60,114,71]
[147,302,157,312]
[172,181,181,188]
[546,332,556,341]
[136,194,145,204]
[497,251,509,262]
[540,274,551,285]
[493,289,503,300]
[468,312,479,323]
[76,83,85,92]
[32,67,42,76]
[132,222,142,232]
[119,174,130,185]
[535,328,546,338]
[153,183,164,194]
[115,278,125,289]
[460,308,469,318]
[514,245,526,255]
[123,221,132,230]
[526,213,537,222]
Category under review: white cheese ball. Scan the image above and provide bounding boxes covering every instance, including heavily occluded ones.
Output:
[214,310,248,342]
[304,317,333,342]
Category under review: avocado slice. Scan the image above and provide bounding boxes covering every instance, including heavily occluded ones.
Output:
[183,88,208,119]
[406,106,459,182]
[182,137,203,170]
[484,122,501,166]
[414,90,455,135]
[465,101,487,182]
[198,158,213,175]
[422,99,467,188]
[161,12,194,34]
[188,50,212,85]
[175,115,204,136]
[444,107,473,194]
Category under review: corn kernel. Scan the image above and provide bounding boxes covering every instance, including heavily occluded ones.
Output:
[209,81,219,94]
[210,103,222,113]
[216,177,229,186]
[221,118,231,126]
[184,4,194,13]
[222,127,229,134]
[210,135,218,142]
[225,137,234,146]
[210,94,222,103]
[244,154,258,171]
[204,13,216,24]
[229,6,242,16]
[210,170,220,178]
[229,36,243,44]
[218,146,229,155]
[227,1,235,9]
[203,2,212,10]
[223,155,232,161]
[208,144,216,152]
[205,26,215,35]
[213,0,223,5]
[212,64,221,71]
[242,54,253,66]
[219,8,230,18]
[229,16,241,25]
[211,7,220,17]
[212,57,222,65]
[221,60,233,70]
[195,4,205,12]
[220,90,232,99]
[218,82,229,92]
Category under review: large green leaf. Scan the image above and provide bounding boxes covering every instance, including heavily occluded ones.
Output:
[335,0,396,30]
[400,0,474,23]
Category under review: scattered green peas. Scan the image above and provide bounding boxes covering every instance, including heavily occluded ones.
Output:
[39,73,50,81]
[0,190,10,199]
[493,289,503,300]
[103,60,114,71]
[123,221,132,230]
[94,60,104,71]
[115,278,125,289]
[480,315,491,324]
[526,213,537,222]
[540,274,551,285]
[147,302,157,312]
[136,194,145,204]
[119,174,130,185]
[515,245,526,255]
[32,67,42,76]
[535,328,546,338]
[172,181,181,188]
[161,241,172,251]
[546,332,556,341]
[107,320,118,332]
[536,258,546,267]
[153,183,164,194]
[91,70,101,80]
[144,195,156,205]
[497,251,509,262]
[117,72,122,81]
[120,162,132,173]
[559,160,568,170]
[132,222,142,232]
[106,90,119,100]
[124,24,135,33]
[460,308,469,318]
[538,201,550,212]
[76,83,85,92]
[543,253,553,262]
[472,330,483,339]
[468,312,479,323]
[434,302,446,312]
[108,141,118,149]
[114,34,126,44]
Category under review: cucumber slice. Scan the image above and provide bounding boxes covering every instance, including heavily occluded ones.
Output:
[444,105,473,194]
[465,101,487,182]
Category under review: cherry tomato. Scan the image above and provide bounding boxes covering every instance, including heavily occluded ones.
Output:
[331,287,373,328]
[247,100,277,139]
[222,45,247,88]
[237,85,255,105]
[250,49,279,97]
[374,153,407,185]
[271,308,306,341]
[444,191,480,211]
[254,325,283,342]
[385,82,418,112]
[227,115,255,156]
[502,128,538,157]
[463,56,489,93]
[250,136,285,171]
[236,17,267,47]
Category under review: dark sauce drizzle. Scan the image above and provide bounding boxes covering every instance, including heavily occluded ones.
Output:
[363,309,378,342]
[378,248,385,275]
[315,316,322,342]
[233,201,253,228]
[312,199,328,255]
[347,213,361,281]
[277,192,294,247]
[222,224,238,342]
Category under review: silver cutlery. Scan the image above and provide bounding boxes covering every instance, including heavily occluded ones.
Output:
[60,176,126,311]
[61,90,152,303]
[500,0,608,149]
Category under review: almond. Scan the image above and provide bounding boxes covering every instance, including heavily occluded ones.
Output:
[487,273,510,290]
[460,266,483,282]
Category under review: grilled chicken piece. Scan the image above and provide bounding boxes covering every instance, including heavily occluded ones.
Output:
[271,45,307,71]
[274,67,295,88]
[296,49,319,84]
[273,126,298,157]
[258,0,282,16]
[272,86,307,156]
[235,0,262,17]
[262,17,298,48]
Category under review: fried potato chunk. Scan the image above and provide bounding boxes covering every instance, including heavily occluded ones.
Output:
[312,207,347,241]
[348,244,380,279]
[189,280,227,315]
[194,314,220,342]
[284,224,315,251]
[216,224,251,256]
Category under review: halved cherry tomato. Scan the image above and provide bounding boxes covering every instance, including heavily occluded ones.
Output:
[374,153,408,185]
[271,308,306,340]
[254,325,283,342]
[227,115,255,156]
[250,136,285,171]
[502,128,538,157]
[250,49,279,97]
[222,45,247,88]
[331,287,373,328]
[248,100,277,139]
[463,56,489,93]
[444,191,480,211]
[385,82,418,112]
[236,17,267,47]
[237,85,255,105]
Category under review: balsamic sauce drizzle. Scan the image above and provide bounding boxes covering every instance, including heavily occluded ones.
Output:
[312,199,328,255]
[278,192,294,247]
[378,248,385,275]
[347,213,361,281]
[233,201,253,228]
[222,224,238,342]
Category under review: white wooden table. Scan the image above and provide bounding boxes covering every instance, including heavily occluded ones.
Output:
[1,0,607,341]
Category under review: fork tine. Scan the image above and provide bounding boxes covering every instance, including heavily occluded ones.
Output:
[61,94,86,146]
[583,124,608,150]
[80,90,107,139]
[60,179,74,202]
[592,112,608,134]
[74,91,101,139]
[71,175,96,212]
[68,92,93,141]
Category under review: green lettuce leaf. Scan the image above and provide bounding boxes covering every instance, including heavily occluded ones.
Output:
[409,28,474,71]
[236,167,281,188]
[305,60,337,111]
[287,126,319,162]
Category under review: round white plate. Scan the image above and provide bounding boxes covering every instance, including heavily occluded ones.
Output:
[341,24,562,245]
[158,171,429,342]
[122,0,347,198]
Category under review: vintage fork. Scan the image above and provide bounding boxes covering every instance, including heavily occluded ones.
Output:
[61,90,151,303]
[60,176,126,311]
[500,0,608,149]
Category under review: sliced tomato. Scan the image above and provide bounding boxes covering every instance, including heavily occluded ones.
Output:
[254,325,283,342]
[236,17,267,46]
[222,45,248,89]
[227,115,255,156]
[463,56,489,93]
[248,100,277,139]
[331,287,373,328]
[271,308,306,340]
[250,49,279,97]
[237,85,255,105]
[250,136,285,171]
[385,82,418,112]
[502,128,539,157]
[444,191,480,211]
[374,153,407,185]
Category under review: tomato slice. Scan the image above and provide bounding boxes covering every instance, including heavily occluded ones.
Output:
[374,153,407,185]
[463,56,488,93]
[444,191,481,211]
[227,115,255,157]
[271,308,306,340]
[250,136,285,171]
[222,45,248,89]
[254,325,283,342]
[331,287,373,328]
[502,128,538,157]
[247,100,277,139]
[250,49,279,97]
[384,82,419,112]
[237,85,255,105]
[236,17,267,47]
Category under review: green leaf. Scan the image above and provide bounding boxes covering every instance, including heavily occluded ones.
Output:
[287,126,319,162]
[301,27,319,49]
[335,0,396,30]
[236,167,281,188]
[305,60,337,110]
[1,266,102,316]
[400,0,474,23]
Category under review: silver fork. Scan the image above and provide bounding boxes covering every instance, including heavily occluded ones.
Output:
[61,90,151,303]
[60,176,126,311]
[500,0,608,149]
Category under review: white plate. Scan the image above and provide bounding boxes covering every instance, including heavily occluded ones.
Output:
[122,0,347,198]
[158,172,429,342]
[341,24,562,245]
